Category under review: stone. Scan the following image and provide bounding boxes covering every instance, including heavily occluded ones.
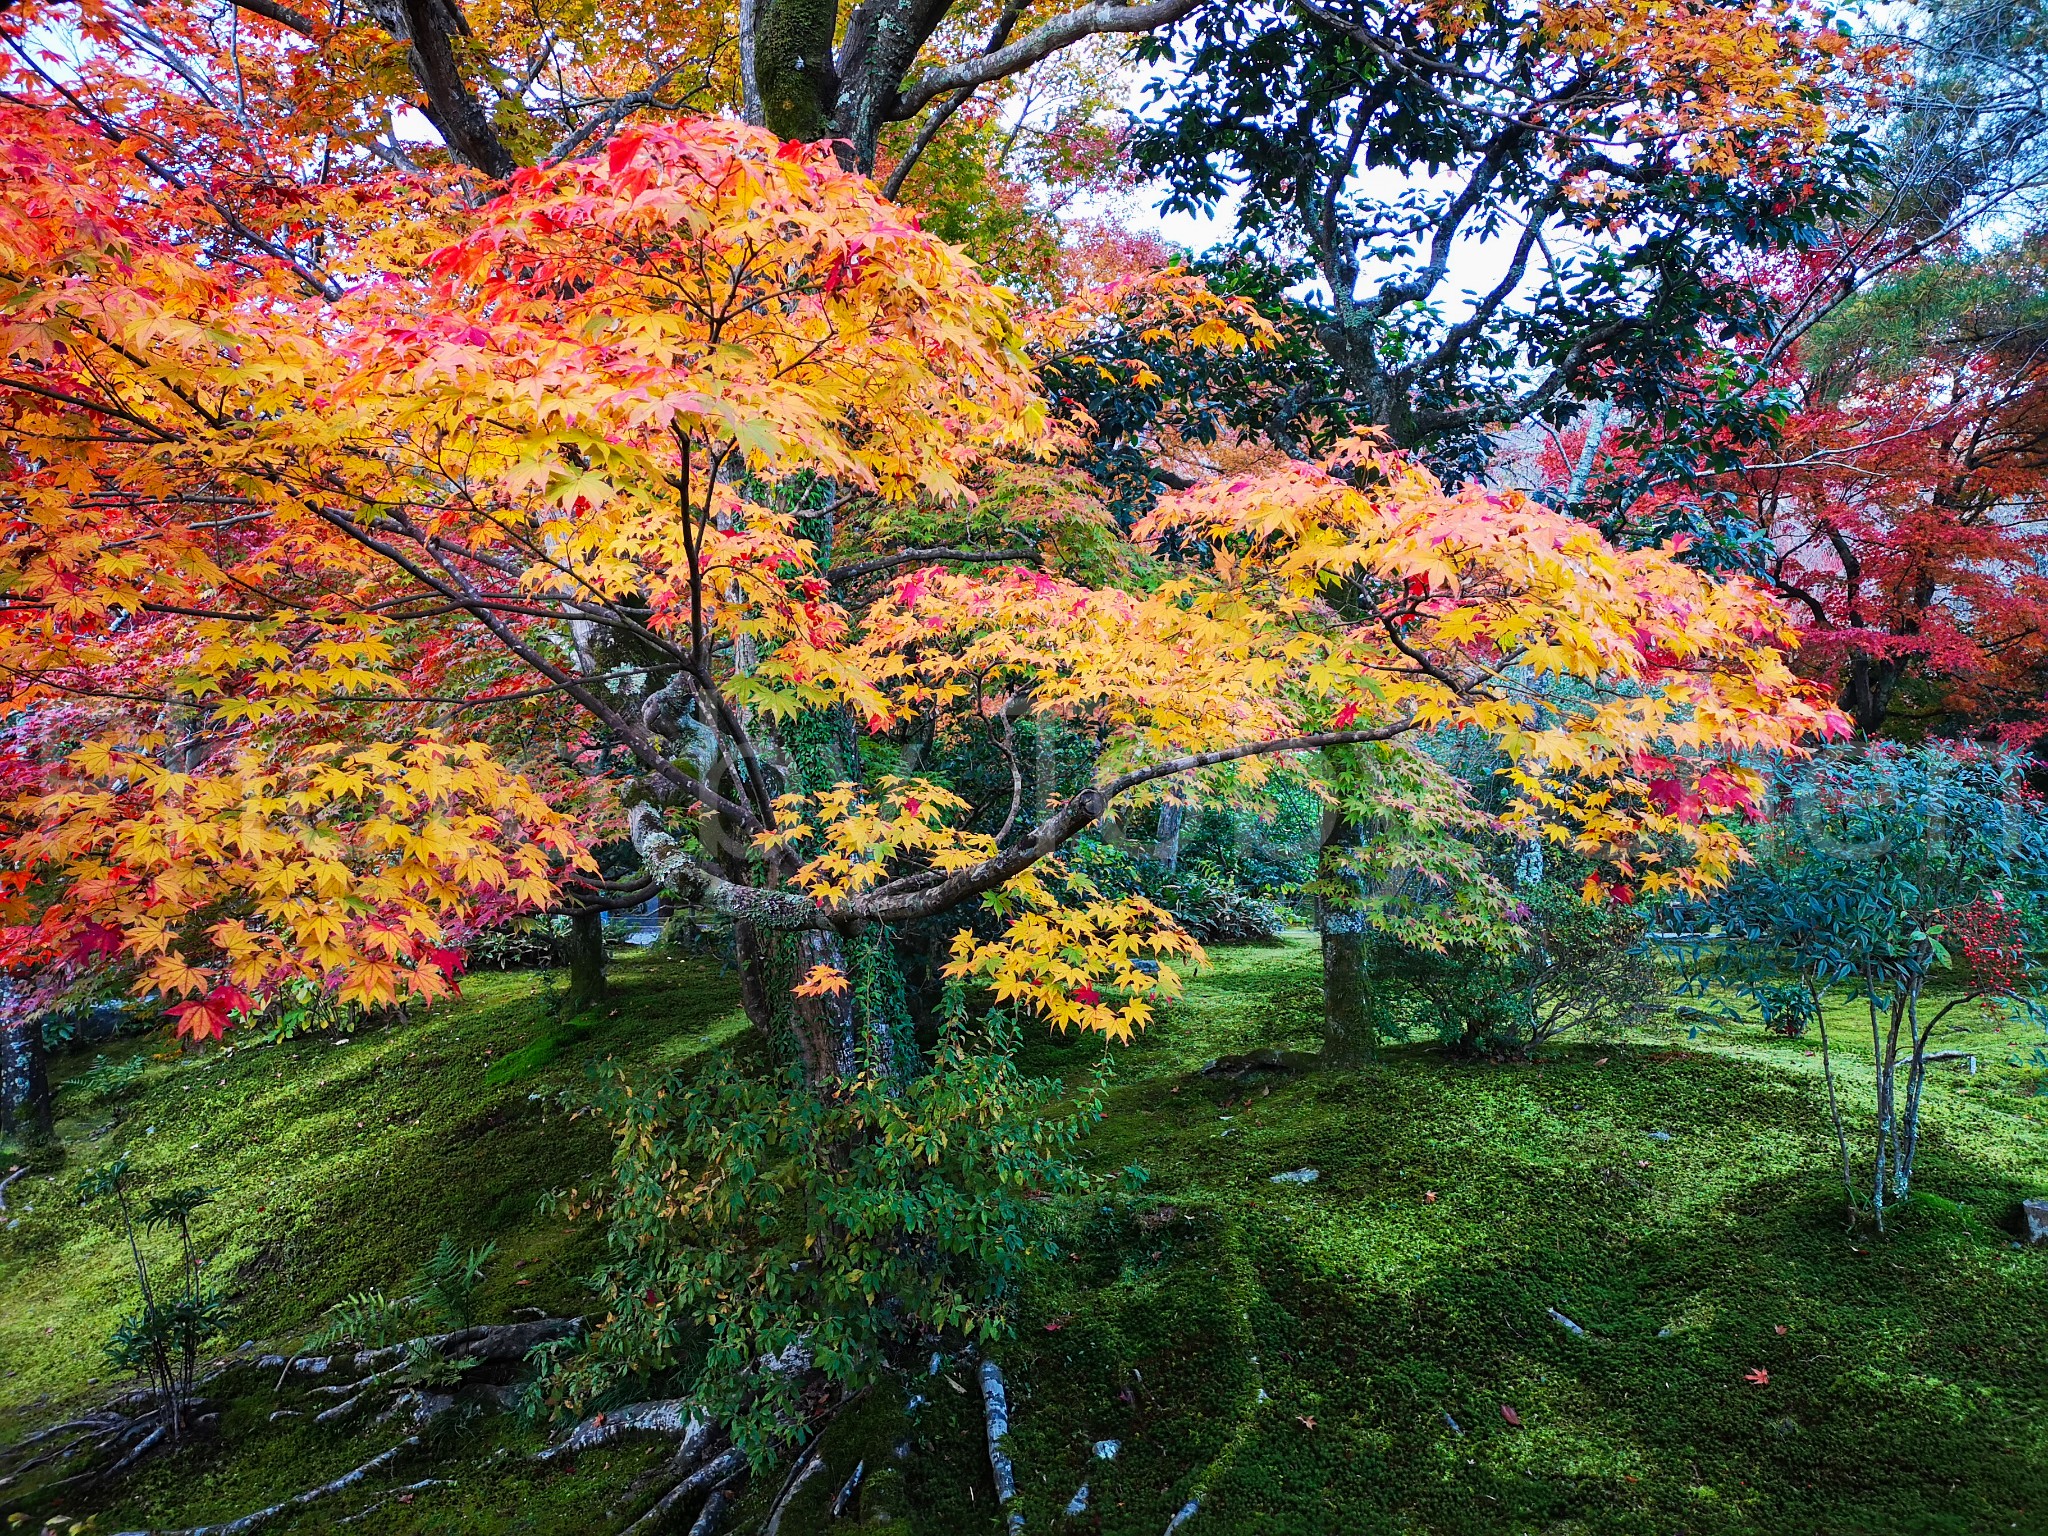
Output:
[2024,1198,2048,1244]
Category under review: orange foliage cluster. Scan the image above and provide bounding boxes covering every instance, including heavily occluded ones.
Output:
[0,20,1853,1041]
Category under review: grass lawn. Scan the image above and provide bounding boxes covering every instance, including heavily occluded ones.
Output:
[2,938,2044,1534]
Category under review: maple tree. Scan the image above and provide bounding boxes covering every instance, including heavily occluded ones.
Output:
[1125,0,1889,1035]
[1556,243,2048,740]
[0,0,1883,1497]
[1729,248,2048,739]
[0,83,1849,1072]
[0,0,1205,203]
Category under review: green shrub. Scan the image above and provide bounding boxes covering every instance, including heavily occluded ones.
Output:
[468,918,566,972]
[66,1052,147,1102]
[305,1235,498,1349]
[75,1162,225,1429]
[1373,880,1660,1054]
[531,1005,1104,1465]
[1067,839,1287,946]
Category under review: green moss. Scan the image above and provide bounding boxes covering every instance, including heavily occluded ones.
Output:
[0,953,744,1424]
[5,938,2045,1533]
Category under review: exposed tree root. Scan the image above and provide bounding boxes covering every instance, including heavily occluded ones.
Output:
[761,1441,828,1536]
[979,1359,1022,1534]
[686,1486,733,1536]
[263,1316,582,1383]
[619,1446,747,1536]
[2,1399,209,1498]
[332,1477,452,1525]
[6,1316,581,1515]
[106,1434,421,1536]
[95,1423,167,1485]
[1201,1047,1319,1080]
[537,1398,705,1462]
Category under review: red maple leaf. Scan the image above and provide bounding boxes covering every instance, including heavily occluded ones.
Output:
[73,922,124,961]
[1646,776,1704,822]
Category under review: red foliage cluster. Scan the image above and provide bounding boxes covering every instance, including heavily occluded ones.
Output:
[1938,895,2027,998]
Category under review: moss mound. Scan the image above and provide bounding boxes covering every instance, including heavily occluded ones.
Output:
[3,940,2044,1533]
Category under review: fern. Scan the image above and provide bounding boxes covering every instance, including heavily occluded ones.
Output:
[415,1236,495,1330]
[307,1289,413,1351]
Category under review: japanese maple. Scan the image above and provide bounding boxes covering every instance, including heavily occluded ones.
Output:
[0,99,1850,1067]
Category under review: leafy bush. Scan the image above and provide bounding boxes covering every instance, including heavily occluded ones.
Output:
[1066,838,1286,945]
[239,977,357,1044]
[1662,743,2048,1225]
[1372,880,1660,1054]
[467,918,567,972]
[66,1052,147,1102]
[532,1006,1103,1465]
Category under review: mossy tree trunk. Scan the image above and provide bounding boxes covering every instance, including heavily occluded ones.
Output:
[0,1014,52,1142]
[563,908,608,1016]
[1319,902,1375,1065]
[755,0,844,145]
[745,0,1205,174]
[1317,753,1377,1066]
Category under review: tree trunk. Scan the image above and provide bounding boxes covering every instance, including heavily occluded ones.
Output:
[1320,909,1374,1065]
[1153,801,1184,873]
[0,1015,53,1143]
[563,909,608,1016]
[755,0,843,144]
[1317,797,1375,1065]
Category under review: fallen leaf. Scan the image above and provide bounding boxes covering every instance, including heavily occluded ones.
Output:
[1500,1404,1522,1427]
[1424,1191,1438,1203]
[1297,1415,1316,1430]
[1596,1057,1609,1066]
[1775,1325,1787,1335]
[1746,1368,1770,1385]
[947,1377,967,1394]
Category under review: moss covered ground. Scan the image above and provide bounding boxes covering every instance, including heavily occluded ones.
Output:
[3,939,2045,1534]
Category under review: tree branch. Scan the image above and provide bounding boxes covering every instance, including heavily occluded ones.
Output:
[229,0,318,35]
[891,0,1209,120]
